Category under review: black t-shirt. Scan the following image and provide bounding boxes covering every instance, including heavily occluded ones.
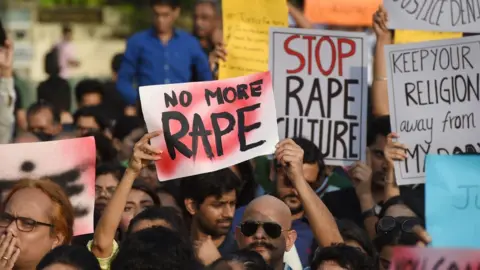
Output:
[217,231,238,256]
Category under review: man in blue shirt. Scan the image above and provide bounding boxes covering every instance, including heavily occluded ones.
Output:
[117,0,213,105]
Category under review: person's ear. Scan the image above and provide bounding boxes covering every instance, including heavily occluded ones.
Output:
[184,198,197,216]
[52,231,65,249]
[285,230,297,252]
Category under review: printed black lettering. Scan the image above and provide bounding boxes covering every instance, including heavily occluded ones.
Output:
[286,76,305,116]
[327,78,343,118]
[249,79,263,97]
[205,87,224,106]
[343,79,358,120]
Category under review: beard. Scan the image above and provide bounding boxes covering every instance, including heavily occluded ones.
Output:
[281,194,304,216]
[196,216,232,238]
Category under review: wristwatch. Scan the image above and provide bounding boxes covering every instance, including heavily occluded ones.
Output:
[361,207,377,220]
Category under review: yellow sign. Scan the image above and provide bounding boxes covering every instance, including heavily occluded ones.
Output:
[394,30,462,44]
[219,0,288,79]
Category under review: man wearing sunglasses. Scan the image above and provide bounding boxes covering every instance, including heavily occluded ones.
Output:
[236,139,342,270]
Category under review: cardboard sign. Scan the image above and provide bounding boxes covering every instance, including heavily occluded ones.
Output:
[426,155,480,248]
[390,247,480,269]
[140,72,279,181]
[269,27,368,166]
[305,0,381,26]
[394,30,463,44]
[0,137,96,236]
[219,0,288,79]
[385,0,480,33]
[385,35,480,185]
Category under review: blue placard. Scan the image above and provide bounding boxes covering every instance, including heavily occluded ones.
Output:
[426,154,480,248]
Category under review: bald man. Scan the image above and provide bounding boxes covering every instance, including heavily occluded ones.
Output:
[235,195,297,270]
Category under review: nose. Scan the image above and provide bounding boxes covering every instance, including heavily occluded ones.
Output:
[6,220,18,234]
[253,225,267,240]
[222,204,234,218]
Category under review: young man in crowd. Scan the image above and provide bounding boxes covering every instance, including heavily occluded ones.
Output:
[117,0,212,105]
[322,116,424,229]
[233,137,332,267]
[193,0,220,55]
[74,106,111,138]
[236,138,342,270]
[26,100,63,141]
[180,169,241,263]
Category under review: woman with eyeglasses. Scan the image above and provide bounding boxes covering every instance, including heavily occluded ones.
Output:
[0,179,74,270]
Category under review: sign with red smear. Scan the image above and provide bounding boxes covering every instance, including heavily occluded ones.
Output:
[140,71,279,181]
[391,247,480,270]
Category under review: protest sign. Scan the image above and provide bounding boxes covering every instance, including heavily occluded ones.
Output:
[305,0,380,26]
[140,71,279,181]
[0,137,96,236]
[426,155,480,248]
[270,27,368,166]
[219,0,288,79]
[385,0,480,33]
[390,247,480,269]
[394,30,462,44]
[385,35,480,185]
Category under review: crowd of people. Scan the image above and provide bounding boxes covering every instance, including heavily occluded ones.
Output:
[0,0,435,269]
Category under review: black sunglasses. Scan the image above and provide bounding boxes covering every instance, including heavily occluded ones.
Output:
[238,221,287,239]
[376,216,421,234]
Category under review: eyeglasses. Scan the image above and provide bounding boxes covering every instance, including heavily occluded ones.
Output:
[0,213,54,232]
[376,216,421,234]
[95,186,116,196]
[238,221,287,239]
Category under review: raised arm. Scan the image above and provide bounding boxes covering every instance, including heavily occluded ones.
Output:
[371,6,393,117]
[90,131,162,259]
[275,139,343,247]
[0,40,16,144]
[117,37,141,105]
[287,3,313,29]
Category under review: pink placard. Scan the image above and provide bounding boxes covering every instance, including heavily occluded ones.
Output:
[0,137,96,236]
[391,247,480,270]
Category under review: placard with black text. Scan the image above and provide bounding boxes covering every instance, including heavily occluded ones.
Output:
[384,0,480,33]
[385,35,480,185]
[270,27,368,166]
[140,72,279,181]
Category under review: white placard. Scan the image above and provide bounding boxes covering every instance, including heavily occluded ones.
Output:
[385,35,480,185]
[384,0,480,33]
[140,72,279,181]
[270,27,368,166]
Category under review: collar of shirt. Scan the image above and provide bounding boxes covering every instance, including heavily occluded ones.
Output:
[147,27,180,39]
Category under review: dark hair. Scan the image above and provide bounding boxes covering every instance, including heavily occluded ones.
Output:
[96,162,125,179]
[111,53,124,73]
[149,0,180,8]
[336,219,377,260]
[37,245,101,270]
[127,206,187,237]
[180,168,241,205]
[75,79,104,105]
[74,106,111,131]
[132,181,161,206]
[83,132,118,163]
[207,249,271,270]
[156,181,181,206]
[367,116,391,146]
[27,100,61,124]
[311,244,376,270]
[111,226,198,270]
[62,25,72,35]
[373,226,419,253]
[113,116,143,141]
[37,77,72,112]
[233,161,257,208]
